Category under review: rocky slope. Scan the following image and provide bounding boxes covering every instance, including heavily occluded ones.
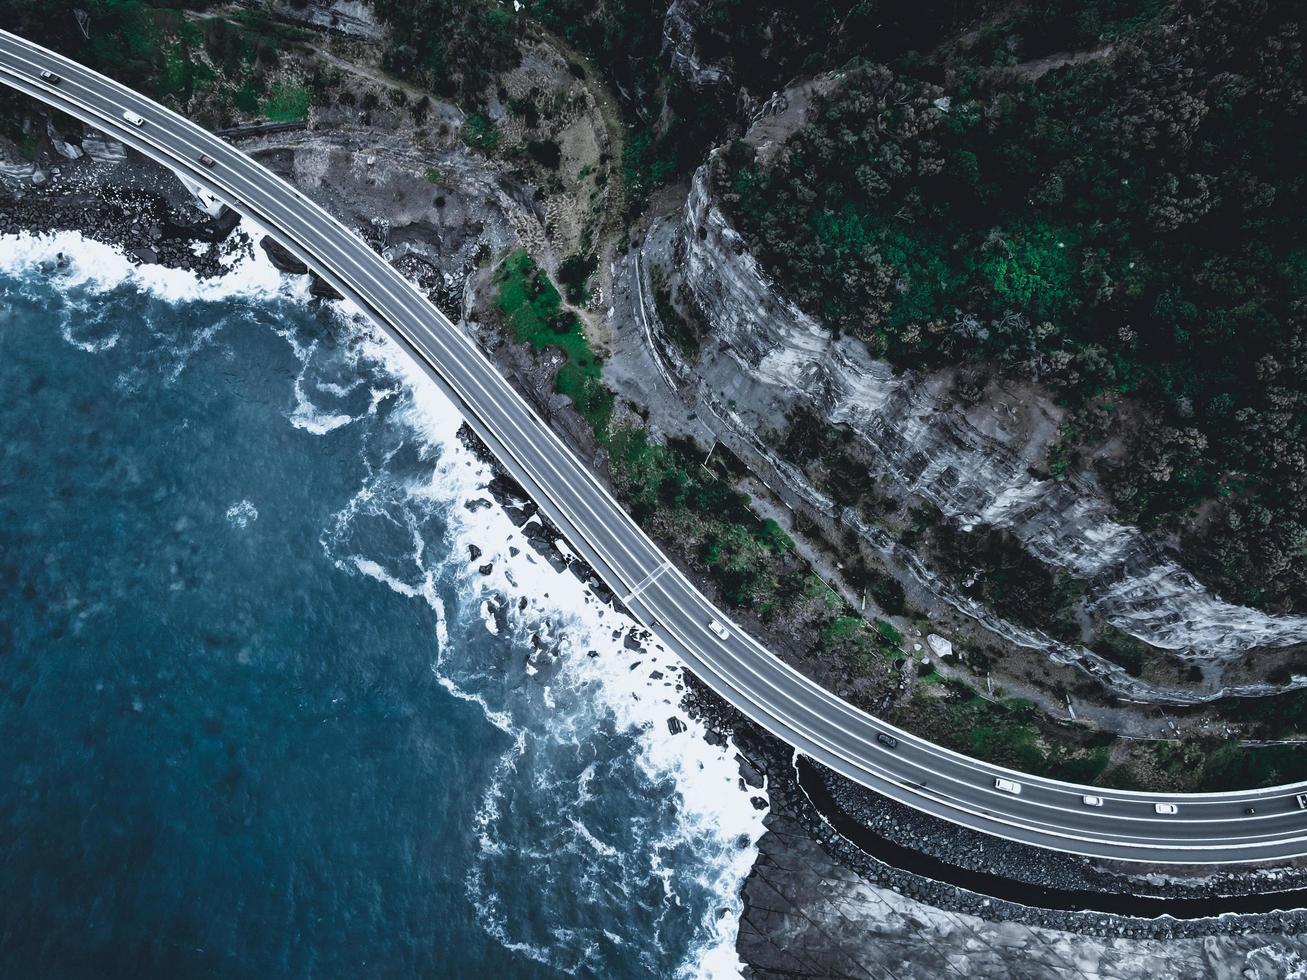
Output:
[237,0,385,42]
[633,136,1307,701]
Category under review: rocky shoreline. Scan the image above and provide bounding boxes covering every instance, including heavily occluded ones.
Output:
[682,680,1307,934]
[0,154,245,277]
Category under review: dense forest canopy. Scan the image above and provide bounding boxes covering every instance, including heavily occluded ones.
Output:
[716,0,1307,613]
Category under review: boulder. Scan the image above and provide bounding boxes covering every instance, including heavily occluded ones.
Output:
[927,633,953,658]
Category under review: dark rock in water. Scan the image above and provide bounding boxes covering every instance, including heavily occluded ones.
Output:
[213,206,242,239]
[750,796,767,811]
[738,756,765,789]
[650,670,664,681]
[477,563,493,576]
[502,502,532,527]
[523,523,568,571]
[468,544,483,562]
[667,716,687,735]
[131,246,159,264]
[257,238,340,298]
[509,546,520,557]
[587,649,600,659]
[623,632,644,652]
[309,272,343,301]
[260,235,308,275]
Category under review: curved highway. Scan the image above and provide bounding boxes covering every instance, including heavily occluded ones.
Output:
[4,31,1307,865]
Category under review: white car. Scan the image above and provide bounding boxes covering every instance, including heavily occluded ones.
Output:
[1081,795,1104,807]
[1154,802,1179,815]
[122,110,145,127]
[708,619,730,641]
[994,778,1022,795]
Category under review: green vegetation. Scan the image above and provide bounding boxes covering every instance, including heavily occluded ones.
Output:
[557,252,597,304]
[717,0,1307,613]
[495,251,612,437]
[460,113,502,153]
[875,619,903,649]
[372,0,521,101]
[649,268,708,358]
[930,522,1086,643]
[260,81,311,122]
[525,138,562,170]
[916,680,1113,784]
[607,428,822,617]
[906,672,1307,791]
[1,1,321,127]
[492,252,882,636]
[424,167,447,186]
[1093,626,1150,677]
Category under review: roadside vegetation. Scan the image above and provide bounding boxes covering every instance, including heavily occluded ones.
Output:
[5,1,320,127]
[492,252,905,682]
[495,251,613,438]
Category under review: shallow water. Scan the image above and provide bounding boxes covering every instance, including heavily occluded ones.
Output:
[0,230,765,979]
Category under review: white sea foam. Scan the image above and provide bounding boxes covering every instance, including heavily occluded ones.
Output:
[1,225,768,978]
[225,500,259,529]
[0,223,305,306]
[343,314,769,979]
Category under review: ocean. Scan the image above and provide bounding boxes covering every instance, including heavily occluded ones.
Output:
[0,228,766,979]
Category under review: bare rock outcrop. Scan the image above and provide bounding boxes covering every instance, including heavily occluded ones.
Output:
[649,150,1307,686]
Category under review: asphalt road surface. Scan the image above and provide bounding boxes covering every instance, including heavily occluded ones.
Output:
[4,31,1307,865]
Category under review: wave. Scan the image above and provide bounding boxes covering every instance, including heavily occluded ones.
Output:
[329,313,769,978]
[1,226,768,978]
[0,224,303,305]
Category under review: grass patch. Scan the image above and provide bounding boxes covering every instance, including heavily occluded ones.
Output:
[495,251,611,438]
[424,167,447,186]
[461,113,501,153]
[915,682,1112,784]
[261,82,312,122]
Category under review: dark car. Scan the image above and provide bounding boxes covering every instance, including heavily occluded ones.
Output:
[1244,806,1258,815]
[39,70,59,84]
[197,153,216,168]
[876,732,898,750]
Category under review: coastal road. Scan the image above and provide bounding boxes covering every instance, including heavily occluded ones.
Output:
[4,31,1307,865]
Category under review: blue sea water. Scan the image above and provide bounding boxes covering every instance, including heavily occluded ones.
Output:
[0,231,764,979]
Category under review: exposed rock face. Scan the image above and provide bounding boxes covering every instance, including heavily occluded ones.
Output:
[666,157,1307,675]
[739,810,1307,980]
[236,0,385,42]
[662,0,731,91]
[236,129,528,317]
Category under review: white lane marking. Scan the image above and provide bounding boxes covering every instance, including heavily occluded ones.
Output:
[622,561,671,604]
